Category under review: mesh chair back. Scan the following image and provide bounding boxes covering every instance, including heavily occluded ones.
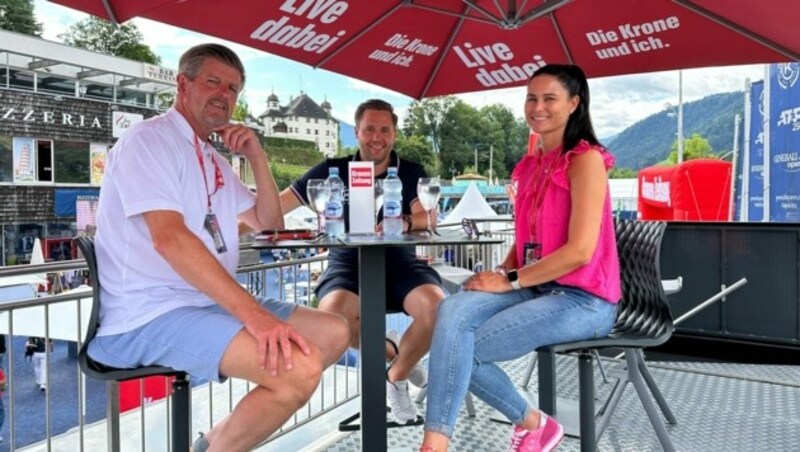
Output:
[609,220,673,345]
[74,236,104,377]
[74,236,182,381]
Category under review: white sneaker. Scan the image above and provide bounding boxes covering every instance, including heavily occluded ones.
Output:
[386,330,428,388]
[386,380,419,424]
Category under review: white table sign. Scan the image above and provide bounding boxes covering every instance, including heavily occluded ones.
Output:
[348,161,375,234]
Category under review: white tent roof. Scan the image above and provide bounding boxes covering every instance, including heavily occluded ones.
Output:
[284,206,317,230]
[442,182,498,225]
[609,179,638,199]
[0,275,47,288]
[0,286,92,341]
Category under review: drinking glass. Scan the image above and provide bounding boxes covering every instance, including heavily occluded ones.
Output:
[374,179,385,223]
[306,179,329,235]
[417,177,441,235]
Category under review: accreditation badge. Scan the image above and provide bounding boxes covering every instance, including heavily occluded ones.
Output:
[524,242,541,265]
[204,212,228,254]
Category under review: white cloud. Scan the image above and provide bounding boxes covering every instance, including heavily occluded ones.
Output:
[345,78,404,96]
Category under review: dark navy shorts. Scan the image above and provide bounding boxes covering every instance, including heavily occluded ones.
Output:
[315,257,442,314]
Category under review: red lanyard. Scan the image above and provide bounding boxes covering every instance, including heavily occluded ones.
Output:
[526,150,560,243]
[194,136,224,211]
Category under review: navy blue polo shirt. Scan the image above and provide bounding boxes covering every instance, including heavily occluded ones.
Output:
[290,150,428,265]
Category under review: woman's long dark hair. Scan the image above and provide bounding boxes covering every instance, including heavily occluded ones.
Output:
[529,64,601,153]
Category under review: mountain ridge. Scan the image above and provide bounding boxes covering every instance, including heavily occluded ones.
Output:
[609,91,744,170]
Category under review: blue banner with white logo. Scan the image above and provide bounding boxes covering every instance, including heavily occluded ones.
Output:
[747,81,764,221]
[769,63,800,221]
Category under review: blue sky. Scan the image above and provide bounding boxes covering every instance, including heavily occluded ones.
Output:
[35,0,765,139]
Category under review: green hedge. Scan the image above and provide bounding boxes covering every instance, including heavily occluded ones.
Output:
[263,136,317,150]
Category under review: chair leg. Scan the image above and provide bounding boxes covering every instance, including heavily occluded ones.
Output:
[414,385,427,404]
[464,392,477,417]
[106,381,122,452]
[592,350,609,384]
[635,350,677,424]
[520,353,538,389]
[577,351,596,452]
[624,351,676,452]
[595,374,628,439]
[525,350,605,389]
[537,350,557,416]
[171,373,192,452]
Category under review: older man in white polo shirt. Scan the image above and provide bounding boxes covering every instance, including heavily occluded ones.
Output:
[89,43,350,452]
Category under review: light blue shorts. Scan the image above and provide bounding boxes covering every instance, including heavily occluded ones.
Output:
[87,297,296,383]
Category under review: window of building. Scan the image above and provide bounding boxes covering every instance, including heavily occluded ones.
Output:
[36,140,54,182]
[36,73,75,97]
[315,118,318,124]
[0,135,12,182]
[314,129,319,135]
[54,141,90,183]
[306,117,310,123]
[3,223,43,265]
[117,87,148,107]
[306,129,311,134]
[10,138,53,183]
[6,68,35,91]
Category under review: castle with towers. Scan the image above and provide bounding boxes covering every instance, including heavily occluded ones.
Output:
[256,92,339,157]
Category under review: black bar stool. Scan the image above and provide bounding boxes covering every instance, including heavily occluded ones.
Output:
[74,236,191,452]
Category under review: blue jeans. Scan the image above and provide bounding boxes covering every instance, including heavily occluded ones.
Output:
[424,282,617,437]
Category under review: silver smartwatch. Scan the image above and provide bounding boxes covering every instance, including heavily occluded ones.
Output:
[507,270,522,290]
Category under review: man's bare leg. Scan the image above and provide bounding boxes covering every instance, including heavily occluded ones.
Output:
[202,307,350,451]
[387,284,445,382]
[318,289,361,349]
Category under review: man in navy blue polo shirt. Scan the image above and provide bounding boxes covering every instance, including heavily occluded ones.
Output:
[280,99,446,423]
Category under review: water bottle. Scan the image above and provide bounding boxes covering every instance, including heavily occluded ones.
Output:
[324,167,345,238]
[383,167,404,237]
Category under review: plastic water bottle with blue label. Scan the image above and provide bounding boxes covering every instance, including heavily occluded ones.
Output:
[383,167,403,237]
[324,167,345,238]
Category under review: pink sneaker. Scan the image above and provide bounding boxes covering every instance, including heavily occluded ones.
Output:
[508,414,564,452]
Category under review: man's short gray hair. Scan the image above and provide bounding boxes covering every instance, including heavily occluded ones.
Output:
[178,43,246,88]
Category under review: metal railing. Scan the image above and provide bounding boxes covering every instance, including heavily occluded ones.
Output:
[0,229,515,450]
[0,255,361,451]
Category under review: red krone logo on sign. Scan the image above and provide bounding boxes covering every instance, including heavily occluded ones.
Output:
[350,167,373,187]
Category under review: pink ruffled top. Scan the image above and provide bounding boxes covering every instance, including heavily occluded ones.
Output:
[511,140,621,303]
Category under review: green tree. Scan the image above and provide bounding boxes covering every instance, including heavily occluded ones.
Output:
[59,17,161,64]
[403,97,529,179]
[665,132,714,164]
[156,91,175,110]
[0,0,42,36]
[439,100,487,178]
[232,93,249,122]
[403,96,457,174]
[609,167,638,179]
[395,134,436,175]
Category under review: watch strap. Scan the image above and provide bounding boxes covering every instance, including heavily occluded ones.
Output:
[507,270,522,290]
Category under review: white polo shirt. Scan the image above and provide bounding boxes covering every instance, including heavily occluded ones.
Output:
[95,109,255,336]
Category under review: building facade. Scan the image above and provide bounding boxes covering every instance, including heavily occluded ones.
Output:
[258,92,339,157]
[0,30,176,265]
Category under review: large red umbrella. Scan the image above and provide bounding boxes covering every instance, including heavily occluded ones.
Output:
[49,0,798,98]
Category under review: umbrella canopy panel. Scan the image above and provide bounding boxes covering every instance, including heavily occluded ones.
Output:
[49,0,800,98]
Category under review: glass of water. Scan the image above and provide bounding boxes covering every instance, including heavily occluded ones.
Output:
[417,177,441,235]
[306,179,329,235]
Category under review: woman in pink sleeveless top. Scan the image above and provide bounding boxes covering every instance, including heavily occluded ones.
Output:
[421,65,620,452]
